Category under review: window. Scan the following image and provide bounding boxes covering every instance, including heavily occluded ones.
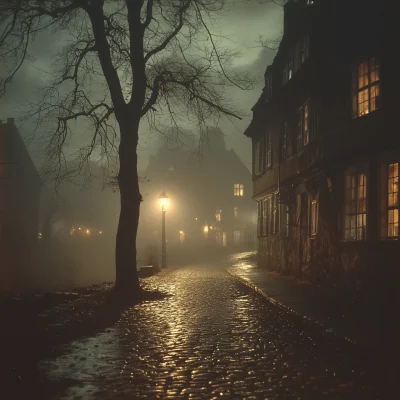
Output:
[297,101,310,152]
[266,132,272,169]
[283,62,289,85]
[262,199,267,236]
[283,35,310,85]
[280,204,290,237]
[266,197,273,235]
[215,210,221,222]
[233,207,239,218]
[310,200,318,236]
[300,35,310,64]
[254,139,263,175]
[234,184,244,197]
[272,193,279,234]
[387,163,399,238]
[281,123,287,160]
[257,202,263,237]
[353,58,381,118]
[344,171,367,240]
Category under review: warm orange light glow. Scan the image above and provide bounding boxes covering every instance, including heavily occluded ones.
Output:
[158,191,169,210]
[78,227,82,231]
[86,229,91,235]
[203,225,209,233]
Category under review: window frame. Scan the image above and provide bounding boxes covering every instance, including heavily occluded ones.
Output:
[352,57,381,119]
[234,184,244,197]
[281,123,287,160]
[297,100,310,152]
[385,163,399,239]
[254,138,263,176]
[265,132,272,169]
[257,201,263,237]
[344,168,368,241]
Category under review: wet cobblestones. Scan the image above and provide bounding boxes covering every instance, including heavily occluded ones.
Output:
[39,264,386,399]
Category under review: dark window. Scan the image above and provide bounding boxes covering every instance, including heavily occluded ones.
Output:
[254,139,263,175]
[266,132,272,169]
[296,100,310,152]
[281,123,287,160]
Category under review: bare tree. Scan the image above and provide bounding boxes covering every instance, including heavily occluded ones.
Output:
[0,0,254,299]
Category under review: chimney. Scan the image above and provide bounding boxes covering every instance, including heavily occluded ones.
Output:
[7,117,14,125]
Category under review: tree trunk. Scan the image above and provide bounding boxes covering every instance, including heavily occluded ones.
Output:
[114,116,141,297]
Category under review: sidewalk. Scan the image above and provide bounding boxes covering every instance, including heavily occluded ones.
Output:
[226,252,388,351]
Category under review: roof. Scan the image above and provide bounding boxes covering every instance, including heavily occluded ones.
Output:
[0,118,41,185]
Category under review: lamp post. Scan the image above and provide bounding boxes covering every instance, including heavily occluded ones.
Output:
[158,191,169,268]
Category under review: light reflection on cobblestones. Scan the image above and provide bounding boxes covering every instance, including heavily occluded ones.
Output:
[40,264,381,399]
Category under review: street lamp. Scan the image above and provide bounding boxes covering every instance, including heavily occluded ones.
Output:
[158,190,169,268]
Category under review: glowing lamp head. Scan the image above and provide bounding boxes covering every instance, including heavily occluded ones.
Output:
[158,190,169,210]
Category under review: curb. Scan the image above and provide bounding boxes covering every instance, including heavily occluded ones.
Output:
[226,269,363,350]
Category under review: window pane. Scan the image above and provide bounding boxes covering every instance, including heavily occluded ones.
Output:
[370,58,380,83]
[358,61,369,88]
[358,89,369,116]
[370,84,380,112]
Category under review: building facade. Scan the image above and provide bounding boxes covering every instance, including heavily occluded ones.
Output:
[0,118,41,290]
[245,0,399,293]
[139,128,256,255]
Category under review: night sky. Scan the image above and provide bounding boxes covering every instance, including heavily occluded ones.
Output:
[0,0,283,173]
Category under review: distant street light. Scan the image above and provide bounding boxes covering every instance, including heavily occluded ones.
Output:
[158,191,169,268]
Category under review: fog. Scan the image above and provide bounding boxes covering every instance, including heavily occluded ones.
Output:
[0,1,283,292]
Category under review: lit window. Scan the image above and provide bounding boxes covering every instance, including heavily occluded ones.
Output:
[387,163,399,238]
[266,132,272,169]
[215,210,222,222]
[233,207,238,218]
[344,170,367,241]
[297,100,310,152]
[234,184,244,197]
[310,200,318,236]
[353,58,381,118]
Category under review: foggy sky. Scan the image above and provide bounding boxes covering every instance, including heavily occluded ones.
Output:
[0,1,283,175]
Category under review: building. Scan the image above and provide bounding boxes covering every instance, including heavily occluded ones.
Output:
[0,118,41,290]
[244,0,398,292]
[139,128,256,254]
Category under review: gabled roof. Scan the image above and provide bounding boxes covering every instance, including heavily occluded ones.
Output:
[0,118,41,185]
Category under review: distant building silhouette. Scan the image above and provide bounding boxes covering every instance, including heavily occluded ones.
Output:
[0,118,41,290]
[139,128,256,253]
[245,0,398,291]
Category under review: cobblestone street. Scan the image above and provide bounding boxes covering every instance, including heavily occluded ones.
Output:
[37,263,386,399]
